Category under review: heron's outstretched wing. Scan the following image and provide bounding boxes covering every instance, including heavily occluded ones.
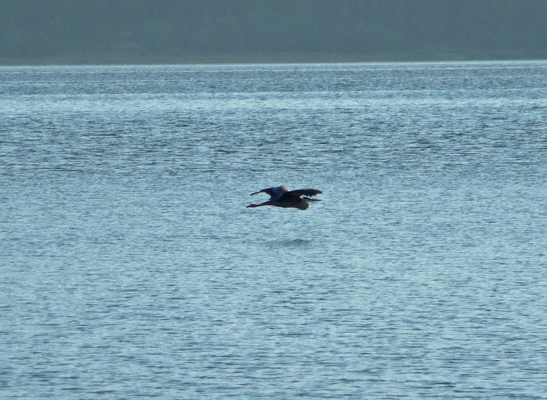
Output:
[290,188,323,197]
[250,186,290,197]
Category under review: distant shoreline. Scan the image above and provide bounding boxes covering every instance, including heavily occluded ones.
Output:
[1,51,544,66]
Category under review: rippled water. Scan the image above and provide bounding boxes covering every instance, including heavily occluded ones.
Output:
[2,62,547,399]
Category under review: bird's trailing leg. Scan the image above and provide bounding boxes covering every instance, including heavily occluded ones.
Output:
[247,200,274,208]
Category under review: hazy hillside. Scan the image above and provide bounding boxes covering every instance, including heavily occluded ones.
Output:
[1,0,546,64]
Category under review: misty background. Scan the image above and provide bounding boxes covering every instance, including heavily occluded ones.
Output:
[1,0,547,64]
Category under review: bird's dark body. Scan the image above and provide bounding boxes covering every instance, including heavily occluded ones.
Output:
[247,186,322,210]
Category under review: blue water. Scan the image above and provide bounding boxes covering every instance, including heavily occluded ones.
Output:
[2,62,547,399]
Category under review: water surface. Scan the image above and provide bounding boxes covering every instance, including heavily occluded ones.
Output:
[2,62,547,399]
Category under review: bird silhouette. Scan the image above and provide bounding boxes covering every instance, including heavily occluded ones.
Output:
[247,186,322,210]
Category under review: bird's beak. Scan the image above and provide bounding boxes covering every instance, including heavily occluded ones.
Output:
[250,191,261,196]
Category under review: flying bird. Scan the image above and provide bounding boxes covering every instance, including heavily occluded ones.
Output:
[247,186,322,210]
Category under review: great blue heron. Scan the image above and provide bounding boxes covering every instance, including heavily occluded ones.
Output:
[247,186,322,210]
